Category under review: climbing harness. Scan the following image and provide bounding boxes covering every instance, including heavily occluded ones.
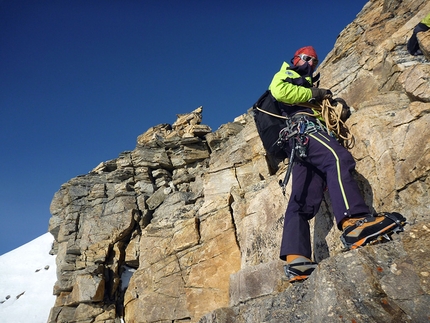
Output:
[255,97,354,195]
[277,115,329,195]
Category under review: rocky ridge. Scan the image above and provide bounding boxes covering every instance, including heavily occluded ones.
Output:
[47,1,430,322]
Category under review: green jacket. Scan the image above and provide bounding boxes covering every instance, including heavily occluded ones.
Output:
[421,12,430,28]
[268,62,313,104]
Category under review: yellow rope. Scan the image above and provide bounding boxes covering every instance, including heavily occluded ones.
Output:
[255,106,288,119]
[302,99,355,149]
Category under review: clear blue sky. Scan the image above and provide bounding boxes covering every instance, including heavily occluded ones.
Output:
[0,0,368,255]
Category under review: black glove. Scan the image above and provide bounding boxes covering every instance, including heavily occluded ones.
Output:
[310,88,332,101]
[331,98,351,122]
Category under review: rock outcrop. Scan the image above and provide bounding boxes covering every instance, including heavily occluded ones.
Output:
[47,1,430,322]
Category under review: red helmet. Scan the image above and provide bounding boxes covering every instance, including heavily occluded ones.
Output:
[292,46,318,66]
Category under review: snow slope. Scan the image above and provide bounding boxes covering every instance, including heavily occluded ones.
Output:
[0,233,57,323]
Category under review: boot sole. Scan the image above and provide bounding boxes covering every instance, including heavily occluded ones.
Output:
[288,275,309,283]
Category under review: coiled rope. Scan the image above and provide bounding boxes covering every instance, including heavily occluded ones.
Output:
[300,98,355,149]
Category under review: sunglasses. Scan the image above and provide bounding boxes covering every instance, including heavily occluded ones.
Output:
[298,54,318,65]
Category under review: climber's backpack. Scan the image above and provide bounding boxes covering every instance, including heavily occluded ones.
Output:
[252,90,288,160]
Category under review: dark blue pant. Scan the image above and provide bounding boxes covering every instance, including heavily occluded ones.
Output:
[280,131,370,260]
[407,23,430,55]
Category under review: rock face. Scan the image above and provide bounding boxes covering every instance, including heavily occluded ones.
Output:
[47,1,430,322]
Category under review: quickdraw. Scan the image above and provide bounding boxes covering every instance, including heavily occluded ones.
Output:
[276,116,305,195]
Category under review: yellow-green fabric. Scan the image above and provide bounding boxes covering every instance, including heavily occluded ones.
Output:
[421,12,430,27]
[268,62,313,104]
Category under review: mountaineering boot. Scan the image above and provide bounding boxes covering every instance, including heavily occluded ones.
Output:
[284,255,318,283]
[340,212,407,250]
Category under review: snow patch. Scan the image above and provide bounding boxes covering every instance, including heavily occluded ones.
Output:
[0,233,57,323]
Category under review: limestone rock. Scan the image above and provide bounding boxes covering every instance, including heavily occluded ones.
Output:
[67,274,105,305]
[417,29,430,58]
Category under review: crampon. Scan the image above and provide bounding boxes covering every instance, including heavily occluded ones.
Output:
[284,261,318,283]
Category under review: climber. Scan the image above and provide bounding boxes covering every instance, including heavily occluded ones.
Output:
[258,46,407,283]
[407,12,430,55]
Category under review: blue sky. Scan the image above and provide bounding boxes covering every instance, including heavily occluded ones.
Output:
[0,0,367,255]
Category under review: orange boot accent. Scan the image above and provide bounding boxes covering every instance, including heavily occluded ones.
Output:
[286,254,311,263]
[341,217,365,230]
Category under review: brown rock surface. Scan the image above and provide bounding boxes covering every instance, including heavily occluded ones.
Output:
[47,1,430,322]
